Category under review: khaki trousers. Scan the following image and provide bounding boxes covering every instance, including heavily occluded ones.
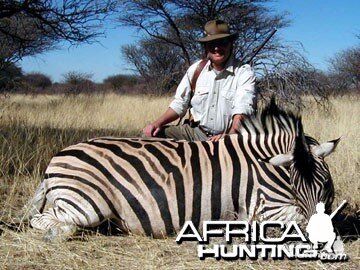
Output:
[156,124,209,141]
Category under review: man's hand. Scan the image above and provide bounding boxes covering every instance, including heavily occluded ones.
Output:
[142,108,180,137]
[208,115,244,142]
[209,134,225,142]
[228,128,238,134]
[143,124,161,137]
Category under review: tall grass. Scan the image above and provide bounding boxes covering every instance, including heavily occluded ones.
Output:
[1,93,358,209]
[0,93,170,130]
[0,93,359,269]
[302,96,360,208]
[0,93,171,220]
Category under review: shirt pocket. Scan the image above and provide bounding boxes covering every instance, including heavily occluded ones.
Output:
[191,86,209,109]
[221,89,236,108]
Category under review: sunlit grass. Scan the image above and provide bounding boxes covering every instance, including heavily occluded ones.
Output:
[0,93,171,131]
[0,93,359,269]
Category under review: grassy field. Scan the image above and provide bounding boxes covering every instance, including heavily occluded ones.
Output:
[0,93,359,269]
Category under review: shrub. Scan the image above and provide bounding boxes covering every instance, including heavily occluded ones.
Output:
[103,74,142,90]
[22,72,52,89]
[62,71,95,94]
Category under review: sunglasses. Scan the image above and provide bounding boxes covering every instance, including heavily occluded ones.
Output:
[206,39,231,48]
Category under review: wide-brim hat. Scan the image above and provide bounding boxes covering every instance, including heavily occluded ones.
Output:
[197,20,238,43]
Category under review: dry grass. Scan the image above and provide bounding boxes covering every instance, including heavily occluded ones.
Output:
[0,93,359,269]
[0,93,170,131]
[302,96,360,209]
[1,230,359,269]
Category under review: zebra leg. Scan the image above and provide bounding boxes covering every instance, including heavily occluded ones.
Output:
[30,203,80,242]
[43,224,77,242]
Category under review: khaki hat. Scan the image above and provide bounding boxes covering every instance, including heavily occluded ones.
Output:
[197,20,238,43]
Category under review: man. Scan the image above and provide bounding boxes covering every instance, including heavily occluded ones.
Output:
[143,20,256,142]
[306,202,336,252]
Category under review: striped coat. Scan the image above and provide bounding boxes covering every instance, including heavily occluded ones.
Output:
[29,104,338,238]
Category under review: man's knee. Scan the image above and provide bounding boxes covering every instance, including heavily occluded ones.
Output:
[154,125,182,139]
[160,125,197,141]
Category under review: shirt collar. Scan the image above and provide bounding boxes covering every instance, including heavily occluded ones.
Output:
[207,54,235,75]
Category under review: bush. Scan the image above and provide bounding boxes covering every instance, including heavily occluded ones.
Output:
[62,71,95,94]
[103,74,142,90]
[22,72,52,89]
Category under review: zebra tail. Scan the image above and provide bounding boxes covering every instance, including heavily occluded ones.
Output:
[23,181,47,221]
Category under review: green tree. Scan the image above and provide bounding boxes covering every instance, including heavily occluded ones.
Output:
[0,62,22,91]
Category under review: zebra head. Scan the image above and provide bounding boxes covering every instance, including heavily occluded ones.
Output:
[265,118,340,220]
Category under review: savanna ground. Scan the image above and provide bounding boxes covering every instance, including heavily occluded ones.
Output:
[0,93,359,269]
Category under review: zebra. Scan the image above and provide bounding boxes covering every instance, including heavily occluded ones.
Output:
[27,102,339,240]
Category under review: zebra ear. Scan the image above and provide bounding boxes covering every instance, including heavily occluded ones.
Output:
[311,138,340,158]
[259,153,293,167]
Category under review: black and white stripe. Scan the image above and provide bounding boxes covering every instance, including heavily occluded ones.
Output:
[29,102,338,237]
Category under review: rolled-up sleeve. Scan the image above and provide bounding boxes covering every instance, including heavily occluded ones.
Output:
[232,64,256,116]
[169,62,198,117]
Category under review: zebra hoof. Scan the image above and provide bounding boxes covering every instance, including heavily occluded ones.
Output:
[43,225,77,242]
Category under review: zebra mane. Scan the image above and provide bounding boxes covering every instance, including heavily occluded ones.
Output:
[240,98,299,139]
[293,120,317,183]
[241,98,319,183]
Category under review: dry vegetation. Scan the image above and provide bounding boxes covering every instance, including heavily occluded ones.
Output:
[0,93,359,269]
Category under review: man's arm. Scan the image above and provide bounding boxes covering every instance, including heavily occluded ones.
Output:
[229,114,246,134]
[143,108,180,137]
[208,114,245,142]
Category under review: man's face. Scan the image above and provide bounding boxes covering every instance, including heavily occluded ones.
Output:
[205,38,232,68]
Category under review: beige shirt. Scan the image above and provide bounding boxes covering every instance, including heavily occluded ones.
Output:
[169,57,256,134]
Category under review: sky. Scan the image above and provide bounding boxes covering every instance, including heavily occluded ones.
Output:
[19,0,360,83]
